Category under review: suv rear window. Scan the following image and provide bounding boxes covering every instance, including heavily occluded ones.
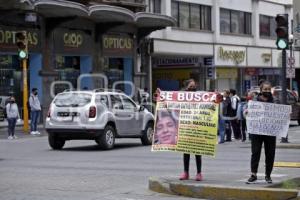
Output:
[54,93,92,107]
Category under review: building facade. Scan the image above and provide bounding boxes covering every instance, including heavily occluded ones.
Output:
[147,0,296,95]
[0,0,175,119]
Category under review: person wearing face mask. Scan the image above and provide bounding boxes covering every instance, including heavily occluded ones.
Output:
[6,96,20,139]
[29,88,41,135]
[247,81,278,184]
[179,79,203,181]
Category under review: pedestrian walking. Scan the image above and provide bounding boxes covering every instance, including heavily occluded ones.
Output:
[6,96,19,139]
[179,79,203,181]
[246,81,278,184]
[29,88,41,135]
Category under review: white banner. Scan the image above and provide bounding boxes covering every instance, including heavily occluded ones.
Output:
[246,101,292,137]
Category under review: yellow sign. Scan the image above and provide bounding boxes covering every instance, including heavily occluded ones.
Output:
[216,68,238,79]
[152,91,219,157]
[218,47,245,64]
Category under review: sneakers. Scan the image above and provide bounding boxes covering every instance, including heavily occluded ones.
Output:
[195,173,203,181]
[13,135,18,139]
[8,136,13,140]
[179,172,189,180]
[246,174,257,184]
[30,131,41,135]
[265,176,272,184]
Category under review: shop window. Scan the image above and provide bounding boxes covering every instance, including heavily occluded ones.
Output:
[54,55,80,94]
[171,1,211,30]
[220,8,252,35]
[0,55,24,105]
[104,58,124,90]
[259,15,276,38]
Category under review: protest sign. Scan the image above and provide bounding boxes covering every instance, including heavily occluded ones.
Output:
[152,91,219,157]
[246,101,291,137]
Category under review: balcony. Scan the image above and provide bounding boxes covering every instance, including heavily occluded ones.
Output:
[87,0,146,12]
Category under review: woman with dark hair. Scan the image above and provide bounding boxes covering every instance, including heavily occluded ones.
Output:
[154,110,178,145]
[247,81,277,184]
[179,79,203,181]
[6,96,19,139]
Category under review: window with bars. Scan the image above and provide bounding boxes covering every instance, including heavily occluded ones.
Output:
[220,8,251,35]
[171,1,211,31]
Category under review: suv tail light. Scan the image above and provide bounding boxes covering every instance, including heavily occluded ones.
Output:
[89,106,96,118]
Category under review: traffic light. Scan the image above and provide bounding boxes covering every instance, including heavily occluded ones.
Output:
[15,31,28,59]
[275,14,289,50]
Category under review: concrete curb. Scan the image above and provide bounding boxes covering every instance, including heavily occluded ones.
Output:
[276,144,300,149]
[149,177,299,200]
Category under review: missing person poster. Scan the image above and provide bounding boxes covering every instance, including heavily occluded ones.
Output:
[152,91,219,157]
[246,101,292,138]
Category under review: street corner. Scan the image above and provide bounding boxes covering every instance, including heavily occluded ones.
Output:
[148,176,299,200]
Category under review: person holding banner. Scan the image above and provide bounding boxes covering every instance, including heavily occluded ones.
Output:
[154,110,178,145]
[179,79,203,181]
[247,81,277,184]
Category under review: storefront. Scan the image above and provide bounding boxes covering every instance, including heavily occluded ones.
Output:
[152,56,201,91]
[214,45,246,94]
[52,28,93,94]
[0,25,41,116]
[101,34,134,95]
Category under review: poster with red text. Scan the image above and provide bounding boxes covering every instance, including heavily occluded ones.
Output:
[152,91,219,157]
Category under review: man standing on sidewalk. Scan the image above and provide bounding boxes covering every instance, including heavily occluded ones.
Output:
[29,88,41,135]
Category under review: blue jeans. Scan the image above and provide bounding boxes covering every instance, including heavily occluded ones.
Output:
[31,111,40,132]
[7,118,17,136]
[218,118,225,143]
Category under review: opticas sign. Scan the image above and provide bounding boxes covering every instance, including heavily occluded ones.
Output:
[0,29,38,46]
[102,35,133,56]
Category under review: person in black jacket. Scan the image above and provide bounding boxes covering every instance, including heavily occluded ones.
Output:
[247,81,277,184]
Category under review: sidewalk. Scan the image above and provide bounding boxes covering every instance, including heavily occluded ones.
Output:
[0,120,46,139]
[149,121,300,200]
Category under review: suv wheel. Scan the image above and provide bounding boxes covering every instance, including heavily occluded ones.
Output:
[48,133,65,150]
[97,125,115,150]
[141,122,153,145]
[298,120,300,126]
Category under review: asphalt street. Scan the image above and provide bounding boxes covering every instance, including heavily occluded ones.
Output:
[0,121,299,200]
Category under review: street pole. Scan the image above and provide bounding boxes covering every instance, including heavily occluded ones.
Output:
[281,49,288,143]
[22,59,29,133]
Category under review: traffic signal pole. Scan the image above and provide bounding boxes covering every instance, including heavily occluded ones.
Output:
[22,59,29,133]
[281,49,287,105]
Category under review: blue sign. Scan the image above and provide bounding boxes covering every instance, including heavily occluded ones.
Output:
[204,57,213,66]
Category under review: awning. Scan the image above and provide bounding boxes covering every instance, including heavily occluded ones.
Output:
[89,5,134,23]
[135,12,176,39]
[20,0,175,37]
[32,0,88,17]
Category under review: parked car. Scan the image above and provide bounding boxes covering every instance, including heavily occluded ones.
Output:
[45,89,154,150]
[248,86,300,125]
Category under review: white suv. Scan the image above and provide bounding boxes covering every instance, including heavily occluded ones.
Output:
[45,89,154,150]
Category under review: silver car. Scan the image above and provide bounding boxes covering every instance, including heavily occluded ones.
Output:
[45,90,154,150]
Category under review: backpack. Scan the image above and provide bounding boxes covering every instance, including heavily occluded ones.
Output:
[227,96,239,117]
[27,96,33,112]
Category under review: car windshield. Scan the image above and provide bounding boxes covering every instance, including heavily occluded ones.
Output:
[54,93,92,107]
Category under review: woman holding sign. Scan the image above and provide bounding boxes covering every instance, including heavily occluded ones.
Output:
[179,79,203,181]
[247,81,277,184]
